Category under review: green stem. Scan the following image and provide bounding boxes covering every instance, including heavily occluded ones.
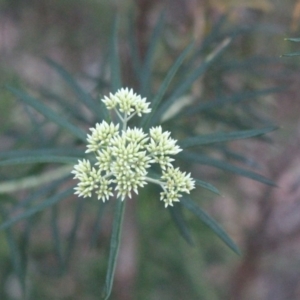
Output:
[114,108,124,123]
[123,114,127,131]
[126,111,137,122]
[145,176,166,191]
[102,198,126,300]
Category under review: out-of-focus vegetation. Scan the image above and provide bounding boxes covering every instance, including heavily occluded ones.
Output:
[1,1,300,299]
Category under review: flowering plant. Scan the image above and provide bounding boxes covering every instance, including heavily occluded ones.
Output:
[0,15,277,300]
[72,88,195,207]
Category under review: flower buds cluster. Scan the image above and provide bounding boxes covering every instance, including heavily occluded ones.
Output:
[72,88,195,207]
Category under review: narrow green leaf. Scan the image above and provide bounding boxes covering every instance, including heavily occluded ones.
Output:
[179,126,277,148]
[140,11,165,95]
[222,56,281,71]
[220,146,261,168]
[19,220,31,294]
[0,167,72,194]
[110,17,122,92]
[180,152,276,186]
[51,205,64,270]
[90,201,108,247]
[141,42,194,129]
[195,179,220,195]
[0,188,74,231]
[151,38,231,125]
[6,227,26,293]
[180,195,240,255]
[0,209,26,294]
[45,58,104,120]
[38,87,89,123]
[102,199,126,300]
[203,110,269,134]
[64,197,85,269]
[0,148,85,160]
[285,37,300,42]
[187,14,228,68]
[7,86,86,141]
[10,179,65,212]
[24,104,47,144]
[168,205,194,245]
[0,156,79,166]
[282,52,300,57]
[127,14,142,78]
[183,87,282,117]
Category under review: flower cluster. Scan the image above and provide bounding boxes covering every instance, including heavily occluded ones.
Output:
[72,88,195,207]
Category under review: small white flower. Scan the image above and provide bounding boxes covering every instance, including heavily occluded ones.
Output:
[95,177,114,202]
[71,159,92,179]
[101,88,151,116]
[115,171,147,200]
[86,121,119,153]
[102,94,118,110]
[160,166,195,207]
[72,159,101,198]
[148,126,182,155]
[123,127,149,145]
[95,148,113,172]
[147,126,182,169]
[160,189,181,207]
[72,88,195,207]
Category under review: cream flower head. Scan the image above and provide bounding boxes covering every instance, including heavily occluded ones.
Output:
[72,88,195,207]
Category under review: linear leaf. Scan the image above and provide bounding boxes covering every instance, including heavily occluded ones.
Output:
[180,195,240,255]
[179,126,277,148]
[180,152,275,186]
[6,225,26,293]
[282,52,300,57]
[195,179,220,195]
[51,205,64,270]
[220,146,261,169]
[140,11,165,95]
[141,42,194,129]
[90,201,108,247]
[7,86,86,141]
[285,37,300,42]
[128,14,142,78]
[9,178,65,212]
[168,205,194,245]
[183,87,282,116]
[64,197,85,269]
[110,17,122,92]
[102,199,125,300]
[0,209,26,294]
[37,87,89,123]
[0,188,74,231]
[24,103,47,144]
[186,14,228,68]
[222,56,281,71]
[0,156,79,166]
[19,220,31,294]
[0,167,71,194]
[151,38,231,125]
[0,148,85,160]
[45,58,104,120]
